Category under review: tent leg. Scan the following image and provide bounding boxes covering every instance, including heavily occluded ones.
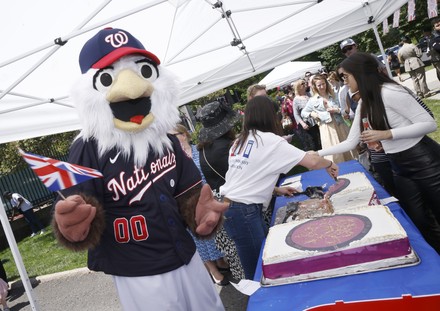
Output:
[0,201,40,310]
[371,23,393,78]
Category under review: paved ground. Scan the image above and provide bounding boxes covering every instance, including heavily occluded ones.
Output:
[5,68,439,311]
[7,267,248,311]
[396,66,440,99]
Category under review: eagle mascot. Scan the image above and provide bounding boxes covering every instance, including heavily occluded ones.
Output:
[53,28,227,310]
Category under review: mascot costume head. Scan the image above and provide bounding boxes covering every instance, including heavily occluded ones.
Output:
[72,27,181,166]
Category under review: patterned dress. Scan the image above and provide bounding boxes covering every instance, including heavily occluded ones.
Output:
[189,145,225,262]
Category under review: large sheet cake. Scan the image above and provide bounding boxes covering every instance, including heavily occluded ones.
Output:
[261,205,418,286]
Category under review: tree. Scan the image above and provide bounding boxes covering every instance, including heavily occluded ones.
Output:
[0,131,78,175]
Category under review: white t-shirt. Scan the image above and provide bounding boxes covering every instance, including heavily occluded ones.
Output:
[220,130,306,205]
[11,193,33,212]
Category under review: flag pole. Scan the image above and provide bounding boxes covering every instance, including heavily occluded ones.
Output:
[57,191,66,200]
[0,199,40,310]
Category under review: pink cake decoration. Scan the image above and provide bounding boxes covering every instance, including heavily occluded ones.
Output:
[325,178,350,198]
[285,214,372,251]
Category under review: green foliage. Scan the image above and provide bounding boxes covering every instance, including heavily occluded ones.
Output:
[0,131,78,175]
[1,226,87,282]
[425,99,440,143]
[380,0,432,46]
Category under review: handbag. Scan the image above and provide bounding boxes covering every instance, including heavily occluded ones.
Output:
[282,115,294,130]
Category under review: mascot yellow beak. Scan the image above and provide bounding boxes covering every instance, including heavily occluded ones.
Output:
[107,69,155,133]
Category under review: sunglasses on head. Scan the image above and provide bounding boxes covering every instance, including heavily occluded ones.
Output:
[342,45,354,54]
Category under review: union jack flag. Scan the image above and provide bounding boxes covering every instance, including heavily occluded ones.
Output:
[18,149,103,192]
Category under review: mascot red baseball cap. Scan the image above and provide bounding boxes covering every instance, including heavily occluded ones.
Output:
[79,28,161,74]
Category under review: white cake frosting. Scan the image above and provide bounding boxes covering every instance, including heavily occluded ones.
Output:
[263,205,406,264]
[329,172,380,212]
[261,205,418,285]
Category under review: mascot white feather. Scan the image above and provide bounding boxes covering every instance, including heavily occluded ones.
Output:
[52,28,227,310]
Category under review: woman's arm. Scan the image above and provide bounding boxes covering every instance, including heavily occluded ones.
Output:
[298,153,339,179]
[318,105,362,156]
[300,98,314,118]
[293,98,308,127]
[384,86,437,139]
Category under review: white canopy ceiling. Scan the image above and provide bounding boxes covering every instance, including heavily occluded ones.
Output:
[0,0,408,144]
[259,61,322,90]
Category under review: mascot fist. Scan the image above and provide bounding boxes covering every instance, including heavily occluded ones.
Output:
[53,194,105,251]
[55,195,96,242]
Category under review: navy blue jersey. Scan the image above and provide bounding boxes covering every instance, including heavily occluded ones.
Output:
[60,135,202,276]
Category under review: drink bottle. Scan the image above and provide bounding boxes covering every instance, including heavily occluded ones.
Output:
[362,117,381,150]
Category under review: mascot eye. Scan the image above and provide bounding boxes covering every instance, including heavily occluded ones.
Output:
[100,73,113,87]
[137,62,158,81]
[93,69,115,92]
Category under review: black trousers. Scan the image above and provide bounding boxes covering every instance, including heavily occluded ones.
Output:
[0,260,7,283]
[388,136,440,254]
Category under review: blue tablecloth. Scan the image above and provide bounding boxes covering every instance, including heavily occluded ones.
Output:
[247,160,440,311]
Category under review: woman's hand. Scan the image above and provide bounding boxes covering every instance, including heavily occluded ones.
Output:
[310,111,319,119]
[360,129,392,143]
[326,161,339,180]
[326,107,340,114]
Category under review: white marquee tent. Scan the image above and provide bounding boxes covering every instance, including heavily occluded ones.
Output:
[0,1,413,308]
[258,61,322,90]
[1,0,407,145]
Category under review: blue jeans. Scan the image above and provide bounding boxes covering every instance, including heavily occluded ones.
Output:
[22,209,44,234]
[222,202,268,279]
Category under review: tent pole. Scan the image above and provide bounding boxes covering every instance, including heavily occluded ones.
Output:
[0,200,40,310]
[371,23,393,78]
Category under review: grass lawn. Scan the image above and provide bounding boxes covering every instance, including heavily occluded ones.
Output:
[0,226,87,282]
[425,99,440,142]
[1,99,439,283]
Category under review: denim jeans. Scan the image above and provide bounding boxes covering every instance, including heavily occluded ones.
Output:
[222,202,268,279]
[22,209,44,234]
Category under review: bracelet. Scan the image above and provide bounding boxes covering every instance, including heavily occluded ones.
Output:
[326,161,333,169]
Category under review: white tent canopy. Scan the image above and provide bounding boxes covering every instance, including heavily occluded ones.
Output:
[258,61,322,90]
[0,0,408,144]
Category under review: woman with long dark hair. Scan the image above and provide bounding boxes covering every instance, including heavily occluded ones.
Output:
[219,96,339,279]
[318,52,440,254]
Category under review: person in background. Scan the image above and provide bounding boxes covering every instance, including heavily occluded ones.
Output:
[3,191,45,237]
[171,124,231,287]
[387,49,403,82]
[219,95,339,279]
[197,101,245,280]
[0,277,9,311]
[280,91,296,136]
[429,16,440,82]
[303,71,312,93]
[301,74,357,163]
[398,35,430,99]
[246,84,267,101]
[246,83,294,143]
[327,71,343,103]
[319,52,440,254]
[292,79,321,150]
[418,26,432,54]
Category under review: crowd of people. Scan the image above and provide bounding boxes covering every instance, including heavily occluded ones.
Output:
[173,33,440,291]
